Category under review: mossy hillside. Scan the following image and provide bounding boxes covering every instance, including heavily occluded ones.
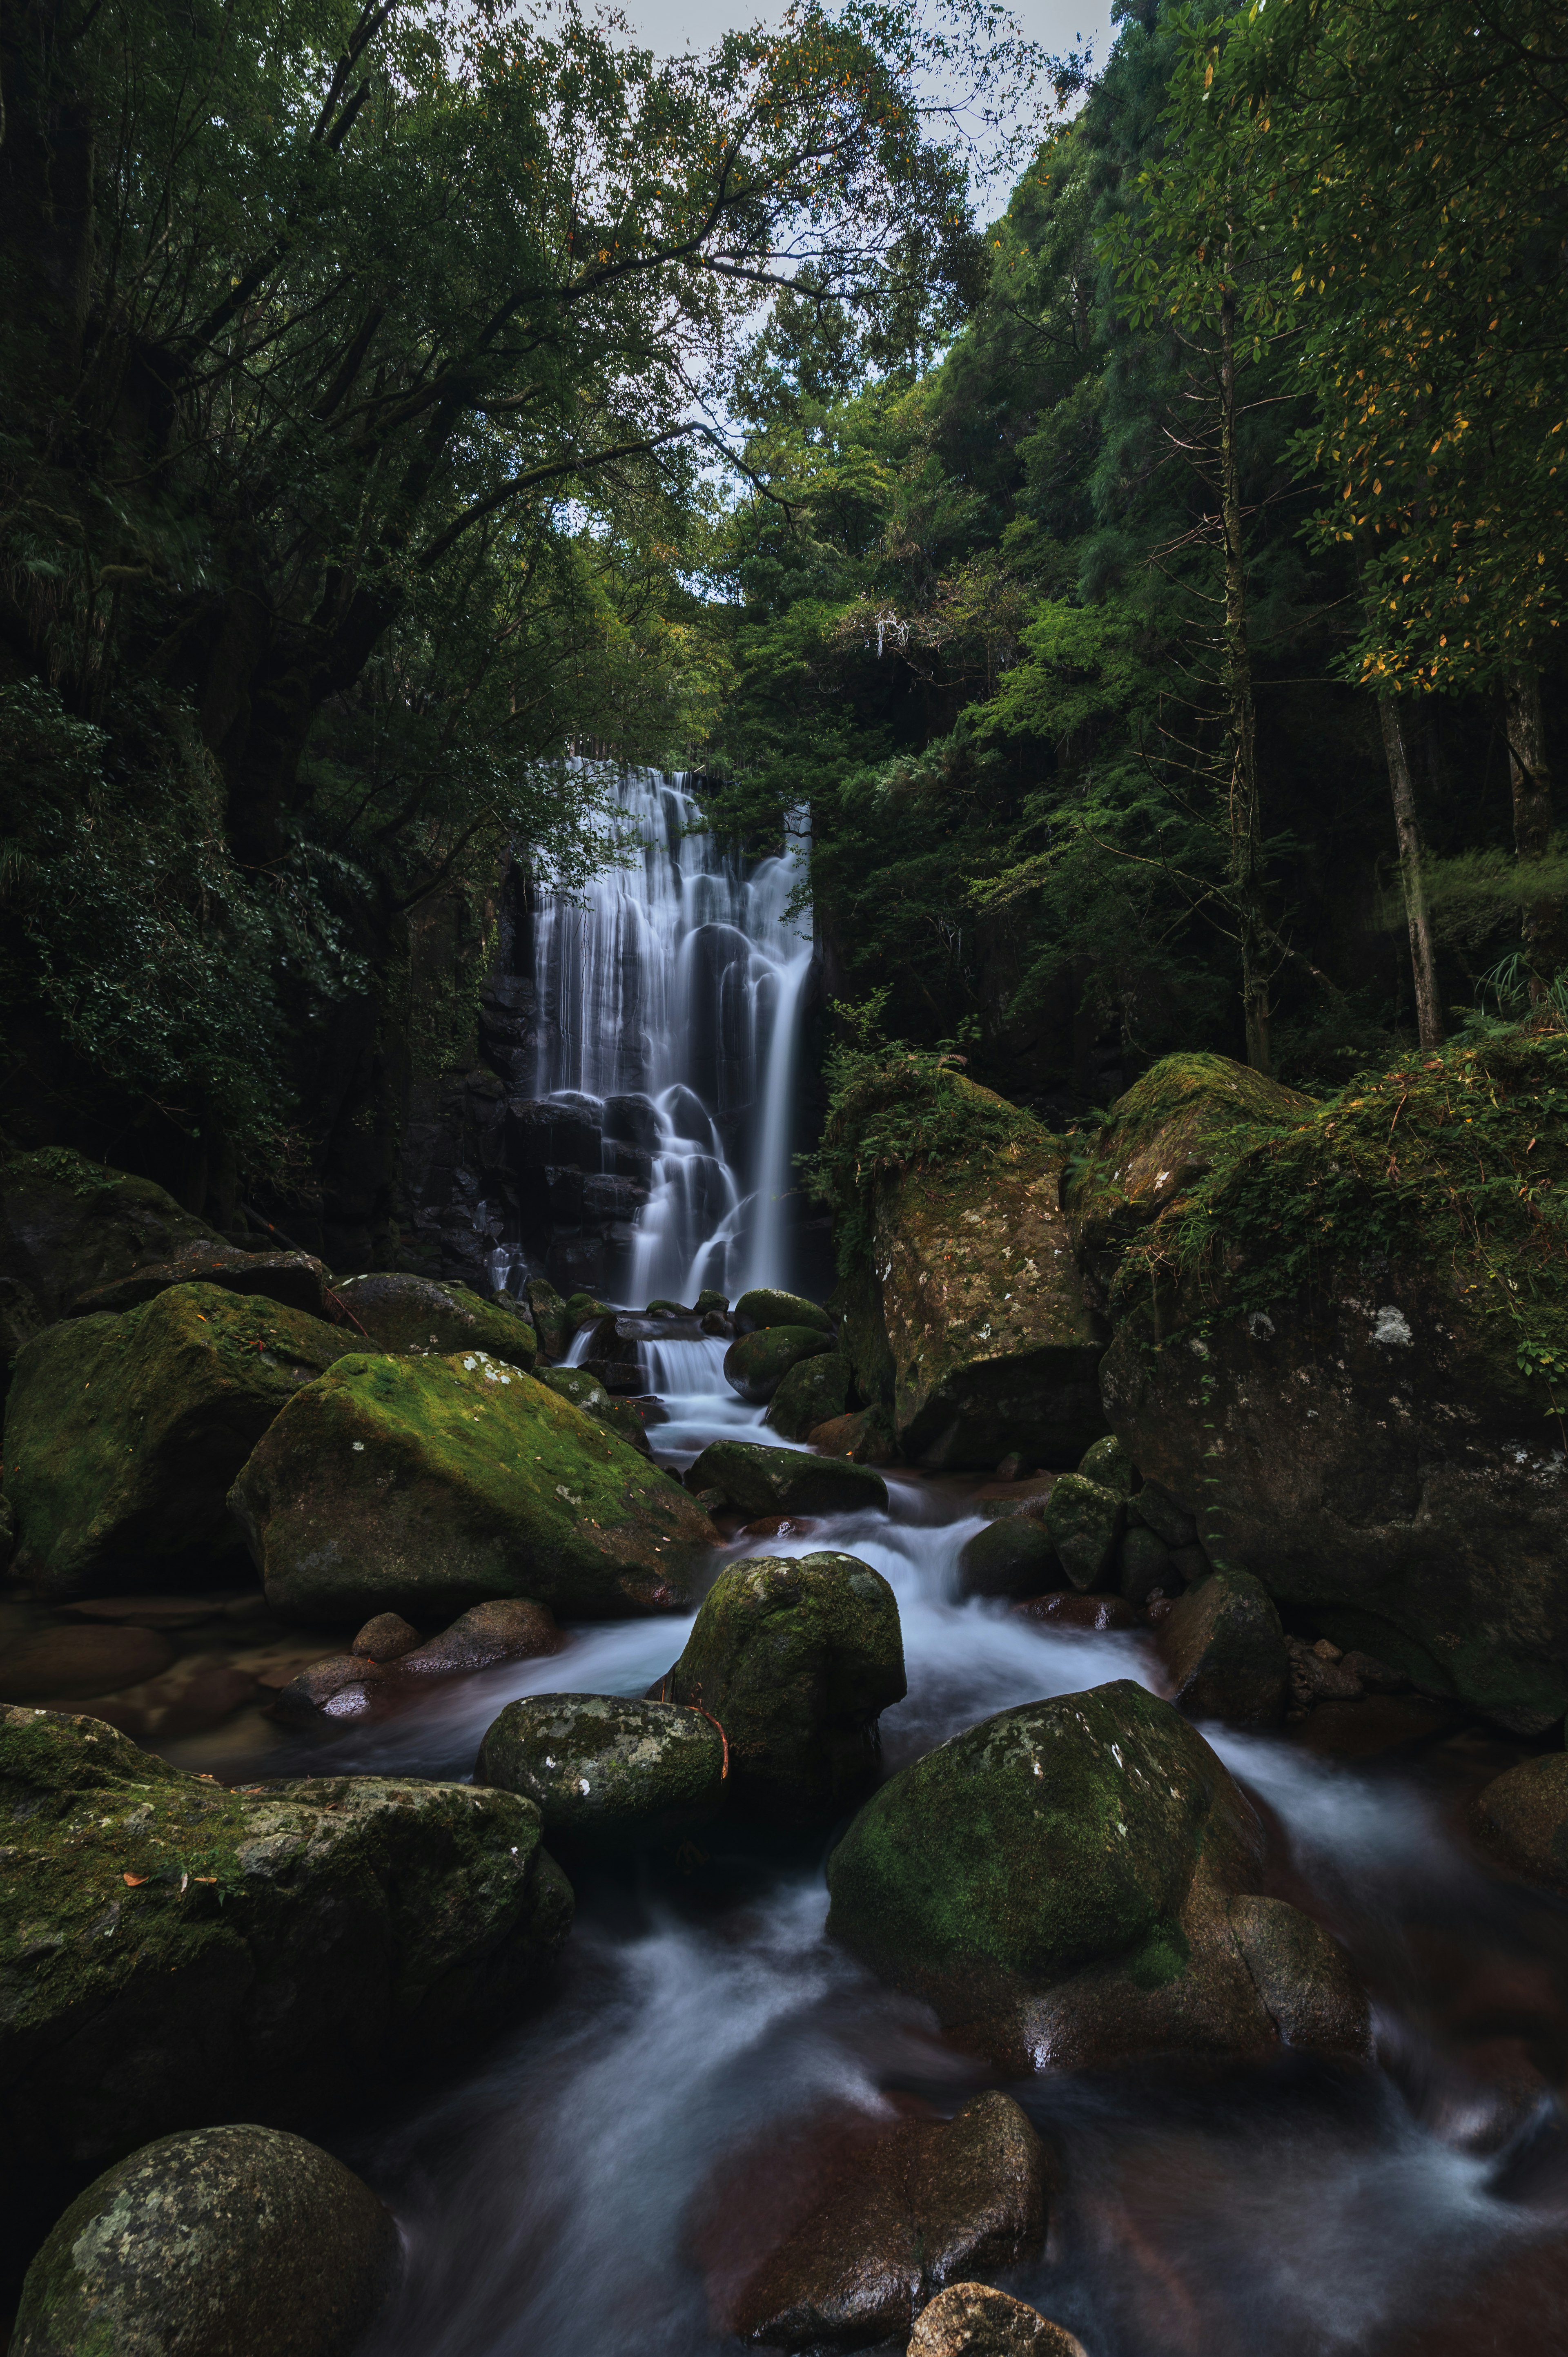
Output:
[4,1283,363,1597]
[477,1694,726,1851]
[334,1272,538,1372]
[230,1349,714,1625]
[825,1680,1256,2022]
[0,1705,572,2199]
[667,1550,906,1826]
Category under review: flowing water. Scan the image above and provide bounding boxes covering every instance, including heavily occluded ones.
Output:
[178,781,1568,2354]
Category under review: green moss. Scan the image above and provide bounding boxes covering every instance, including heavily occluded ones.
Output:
[335,1272,537,1371]
[534,1366,653,1453]
[476,1694,726,1850]
[683,1439,889,1518]
[231,1348,715,1624]
[3,1282,361,1596]
[723,1324,835,1402]
[733,1288,833,1333]
[764,1352,853,1441]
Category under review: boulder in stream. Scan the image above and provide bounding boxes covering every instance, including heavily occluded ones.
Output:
[0,1704,573,2206]
[825,1678,1368,2070]
[654,1551,906,1827]
[957,1512,1058,1600]
[1468,1754,1568,1891]
[1082,1035,1568,1733]
[684,1440,889,1520]
[1159,1567,1290,1726]
[477,1693,726,1852]
[13,2124,399,2357]
[766,1351,854,1441]
[1042,1474,1124,1590]
[724,2093,1048,2353]
[733,1287,835,1334]
[724,1325,835,1404]
[909,2285,1087,2357]
[4,1283,362,1599]
[333,1269,538,1370]
[229,1349,713,1625]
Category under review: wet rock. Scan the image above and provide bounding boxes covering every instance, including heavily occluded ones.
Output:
[579,1354,645,1394]
[1287,1634,1365,1707]
[1077,1433,1136,1496]
[70,1246,332,1324]
[476,1692,726,1851]
[396,1597,561,1675]
[0,1704,573,2201]
[12,2123,399,2357]
[957,1515,1058,1600]
[826,1679,1303,2070]
[535,1365,654,1454]
[4,1284,362,1600]
[685,1440,889,1520]
[909,2284,1087,2357]
[1118,1523,1175,1605]
[725,1325,835,1405]
[1042,1474,1123,1590]
[702,1309,736,1338]
[1228,1895,1372,2057]
[0,1624,176,1704]
[1468,1755,1568,1891]
[766,1352,854,1441]
[334,1270,538,1372]
[741,1514,820,1541]
[696,1288,729,1315]
[1011,1593,1140,1632]
[838,1077,1106,1472]
[1087,1037,1568,1732]
[563,1289,612,1331]
[229,1350,713,1626]
[806,1407,899,1465]
[352,1611,424,1661]
[727,2093,1048,2352]
[272,1653,379,1724]
[734,1287,835,1335]
[1161,1569,1289,1727]
[659,1552,906,1828]
[523,1276,571,1360]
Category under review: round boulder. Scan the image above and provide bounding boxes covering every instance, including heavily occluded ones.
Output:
[12,2123,399,2357]
[734,1288,834,1334]
[1042,1474,1124,1590]
[766,1352,853,1442]
[724,1326,835,1405]
[957,1514,1058,1601]
[660,1551,906,1827]
[476,1693,726,1851]
[1468,1754,1568,1890]
[1159,1567,1289,1726]
[1077,1434,1135,1497]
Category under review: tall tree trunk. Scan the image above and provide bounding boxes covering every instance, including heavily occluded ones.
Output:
[1377,693,1444,1049]
[1503,665,1563,994]
[1218,260,1269,1075]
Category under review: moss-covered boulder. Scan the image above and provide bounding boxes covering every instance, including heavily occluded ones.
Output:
[956,1512,1058,1601]
[1091,1034,1568,1733]
[1042,1474,1123,1590]
[1468,1754,1568,1890]
[1160,1568,1289,1726]
[334,1271,537,1371]
[657,1551,906,1826]
[1078,1433,1136,1496]
[851,1080,1107,1472]
[826,1679,1365,2069]
[524,1276,571,1360]
[534,1364,653,1454]
[69,1245,332,1324]
[765,1352,854,1441]
[4,1284,363,1599]
[0,1705,572,2205]
[13,2125,399,2357]
[476,1693,726,1852]
[229,1350,714,1626]
[724,1325,835,1404]
[684,1440,889,1520]
[734,1287,834,1335]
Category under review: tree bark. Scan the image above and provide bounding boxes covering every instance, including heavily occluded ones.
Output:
[1218,260,1269,1075]
[1377,693,1444,1049]
[1503,665,1563,992]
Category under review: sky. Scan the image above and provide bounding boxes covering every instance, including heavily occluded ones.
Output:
[617,0,1114,61]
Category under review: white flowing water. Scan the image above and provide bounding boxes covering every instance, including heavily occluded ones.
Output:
[527,771,812,1304]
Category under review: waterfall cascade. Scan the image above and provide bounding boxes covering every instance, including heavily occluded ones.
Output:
[523,769,813,1306]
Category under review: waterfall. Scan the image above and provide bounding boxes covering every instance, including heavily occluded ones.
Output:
[524,769,812,1306]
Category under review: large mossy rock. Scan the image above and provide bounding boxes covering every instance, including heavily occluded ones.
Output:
[1086,1035,1568,1733]
[4,1284,362,1599]
[0,1706,572,2206]
[658,1551,906,1827]
[476,1693,726,1852]
[685,1440,889,1520]
[230,1351,713,1626]
[13,2125,399,2357]
[847,1079,1107,1472]
[334,1271,537,1371]
[766,1353,854,1442]
[734,1287,834,1335]
[534,1365,654,1454]
[724,1325,835,1403]
[826,1678,1366,2070]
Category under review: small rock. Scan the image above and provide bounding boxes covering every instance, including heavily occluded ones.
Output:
[352,1612,424,1661]
[1012,1592,1139,1632]
[395,1597,561,1675]
[741,1514,820,1540]
[1118,1523,1174,1605]
[476,1692,726,1852]
[1287,1634,1364,1707]
[1076,1433,1135,1497]
[273,1654,378,1724]
[12,2123,399,2357]
[993,1452,1025,1483]
[958,1516,1058,1600]
[909,2284,1087,2357]
[1228,1893,1372,2058]
[1042,1474,1124,1590]
[1469,1754,1568,1891]
[0,1625,174,1704]
[1161,1568,1289,1727]
[1313,1637,1343,1661]
[701,1309,735,1337]
[805,1408,899,1465]
[695,1289,730,1315]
